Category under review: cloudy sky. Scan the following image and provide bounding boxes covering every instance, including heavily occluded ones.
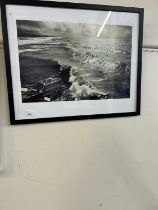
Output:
[16,20,132,40]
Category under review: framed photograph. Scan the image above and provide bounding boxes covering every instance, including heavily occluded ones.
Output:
[1,0,144,124]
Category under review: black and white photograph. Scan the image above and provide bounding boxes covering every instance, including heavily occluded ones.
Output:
[0,1,144,124]
[17,20,132,103]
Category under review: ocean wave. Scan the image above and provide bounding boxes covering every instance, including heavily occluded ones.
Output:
[18,37,61,46]
[19,48,43,53]
[67,45,116,70]
[41,77,61,86]
[91,78,105,82]
[59,64,111,100]
[70,68,111,100]
[63,39,130,72]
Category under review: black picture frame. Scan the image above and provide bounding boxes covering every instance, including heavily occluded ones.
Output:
[0,0,144,125]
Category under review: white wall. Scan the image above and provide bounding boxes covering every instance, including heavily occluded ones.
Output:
[1,1,158,210]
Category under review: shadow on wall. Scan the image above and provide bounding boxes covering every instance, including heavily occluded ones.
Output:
[0,49,13,175]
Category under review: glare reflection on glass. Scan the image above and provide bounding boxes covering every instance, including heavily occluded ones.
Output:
[97,11,112,37]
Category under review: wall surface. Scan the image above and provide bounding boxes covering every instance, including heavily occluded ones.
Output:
[1,1,158,210]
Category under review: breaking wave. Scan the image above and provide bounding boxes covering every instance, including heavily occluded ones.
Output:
[59,63,111,100]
